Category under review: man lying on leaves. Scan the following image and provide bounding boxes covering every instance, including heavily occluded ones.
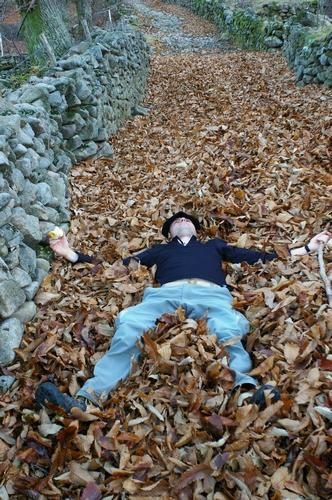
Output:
[36,212,331,413]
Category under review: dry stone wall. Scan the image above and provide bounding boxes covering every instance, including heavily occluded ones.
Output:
[0,25,149,375]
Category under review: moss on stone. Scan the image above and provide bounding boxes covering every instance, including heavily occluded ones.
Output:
[36,243,54,262]
[8,65,44,90]
[231,10,265,49]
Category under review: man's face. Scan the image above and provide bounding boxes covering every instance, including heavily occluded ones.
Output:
[169,217,196,239]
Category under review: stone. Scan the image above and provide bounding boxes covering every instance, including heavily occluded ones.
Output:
[0,264,11,279]
[0,193,12,209]
[36,257,50,273]
[19,85,49,103]
[131,105,150,116]
[0,280,26,318]
[95,127,109,141]
[76,80,92,100]
[65,93,81,106]
[19,243,36,275]
[29,167,46,184]
[303,66,318,76]
[35,182,53,205]
[63,111,86,129]
[95,142,114,158]
[11,301,36,323]
[51,76,74,92]
[264,36,283,48]
[52,154,72,173]
[0,318,24,365]
[4,247,19,269]
[25,148,42,170]
[25,116,48,135]
[0,237,8,258]
[49,91,68,112]
[319,54,328,66]
[0,135,8,149]
[27,203,59,222]
[80,121,99,140]
[30,98,50,112]
[10,208,42,245]
[35,82,56,92]
[87,105,98,118]
[61,124,77,139]
[317,69,331,83]
[0,151,10,166]
[56,207,71,223]
[0,224,22,248]
[24,280,40,300]
[20,180,37,207]
[16,157,32,176]
[17,128,34,147]
[0,375,15,393]
[0,115,21,136]
[39,221,61,237]
[46,171,67,201]
[0,207,12,227]
[35,267,48,284]
[74,141,98,160]
[13,143,28,158]
[39,156,52,169]
[58,54,85,69]
[302,75,313,84]
[11,267,32,288]
[34,138,46,155]
[7,168,25,193]
[65,135,83,151]
[295,65,304,80]
[69,41,91,55]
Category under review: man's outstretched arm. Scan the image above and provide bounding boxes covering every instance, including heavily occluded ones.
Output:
[48,232,156,273]
[221,230,332,264]
[289,230,331,256]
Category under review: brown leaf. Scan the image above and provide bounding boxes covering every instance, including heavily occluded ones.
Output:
[80,482,102,500]
[250,356,275,376]
[174,464,212,493]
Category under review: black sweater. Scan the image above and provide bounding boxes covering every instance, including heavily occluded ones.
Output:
[87,236,278,287]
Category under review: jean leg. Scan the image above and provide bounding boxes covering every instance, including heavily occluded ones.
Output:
[185,285,257,387]
[77,287,179,403]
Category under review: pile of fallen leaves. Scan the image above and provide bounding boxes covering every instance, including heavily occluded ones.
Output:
[1,1,332,498]
[1,306,332,498]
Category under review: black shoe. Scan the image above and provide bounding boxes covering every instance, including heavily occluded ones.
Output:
[250,384,280,410]
[35,382,87,413]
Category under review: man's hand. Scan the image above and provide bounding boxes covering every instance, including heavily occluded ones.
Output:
[290,230,332,256]
[49,234,78,263]
[307,230,332,252]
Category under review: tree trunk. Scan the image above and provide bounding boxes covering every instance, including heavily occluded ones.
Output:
[74,0,93,29]
[16,0,72,60]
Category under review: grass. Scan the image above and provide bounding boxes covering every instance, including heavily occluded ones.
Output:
[307,23,332,40]
[223,0,318,9]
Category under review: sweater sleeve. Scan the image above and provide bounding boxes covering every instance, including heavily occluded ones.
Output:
[122,245,160,268]
[74,246,160,267]
[75,251,96,264]
[215,239,278,264]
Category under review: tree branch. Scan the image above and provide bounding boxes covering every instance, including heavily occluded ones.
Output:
[317,242,332,308]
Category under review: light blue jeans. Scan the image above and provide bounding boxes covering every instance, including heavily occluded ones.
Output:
[77,284,258,404]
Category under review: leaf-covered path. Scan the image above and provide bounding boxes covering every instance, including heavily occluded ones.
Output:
[1,1,332,498]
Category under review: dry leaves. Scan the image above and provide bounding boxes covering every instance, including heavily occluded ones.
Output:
[0,1,332,498]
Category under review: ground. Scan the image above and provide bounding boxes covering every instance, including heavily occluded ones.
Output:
[0,1,332,499]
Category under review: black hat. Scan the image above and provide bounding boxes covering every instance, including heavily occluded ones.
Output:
[162,211,201,238]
